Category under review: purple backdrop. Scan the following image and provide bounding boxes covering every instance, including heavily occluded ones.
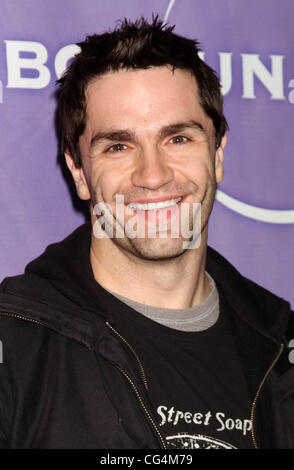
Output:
[0,0,293,307]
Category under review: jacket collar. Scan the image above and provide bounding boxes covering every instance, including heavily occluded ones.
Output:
[206,245,291,344]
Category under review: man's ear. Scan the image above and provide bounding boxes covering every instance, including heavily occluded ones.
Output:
[65,151,91,201]
[215,134,227,183]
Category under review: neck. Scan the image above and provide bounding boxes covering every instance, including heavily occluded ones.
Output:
[90,229,210,310]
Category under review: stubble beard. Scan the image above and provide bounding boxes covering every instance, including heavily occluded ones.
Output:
[91,179,217,262]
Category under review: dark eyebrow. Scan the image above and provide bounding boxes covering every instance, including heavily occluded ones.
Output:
[90,120,206,149]
[90,130,136,148]
[159,120,206,138]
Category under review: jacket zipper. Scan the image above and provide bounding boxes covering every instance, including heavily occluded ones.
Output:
[0,311,44,326]
[109,360,167,449]
[106,321,148,391]
[106,321,167,449]
[250,342,284,449]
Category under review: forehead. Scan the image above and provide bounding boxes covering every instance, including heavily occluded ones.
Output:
[84,66,211,134]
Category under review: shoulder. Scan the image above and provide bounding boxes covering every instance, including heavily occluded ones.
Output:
[206,245,292,339]
[207,245,290,307]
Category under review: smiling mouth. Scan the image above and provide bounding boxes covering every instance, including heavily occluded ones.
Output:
[127,197,183,211]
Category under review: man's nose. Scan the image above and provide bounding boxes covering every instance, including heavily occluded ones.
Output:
[131,146,174,190]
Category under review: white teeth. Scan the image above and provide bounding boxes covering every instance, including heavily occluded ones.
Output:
[128,197,182,211]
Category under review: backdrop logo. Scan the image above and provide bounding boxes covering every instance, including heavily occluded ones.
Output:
[165,0,294,225]
[0,40,292,105]
[215,190,294,224]
[0,0,293,225]
[289,79,294,104]
[2,41,80,90]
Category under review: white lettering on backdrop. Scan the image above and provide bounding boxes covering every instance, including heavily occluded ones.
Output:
[1,40,288,102]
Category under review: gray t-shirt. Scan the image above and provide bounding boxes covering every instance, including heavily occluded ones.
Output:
[106,271,219,332]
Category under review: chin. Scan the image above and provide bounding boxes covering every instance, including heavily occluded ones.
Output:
[116,237,188,261]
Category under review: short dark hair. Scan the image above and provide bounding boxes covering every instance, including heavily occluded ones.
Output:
[57,16,228,168]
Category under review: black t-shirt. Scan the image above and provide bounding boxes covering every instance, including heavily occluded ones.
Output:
[111,294,254,449]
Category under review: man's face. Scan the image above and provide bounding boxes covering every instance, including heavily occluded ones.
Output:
[67,66,225,260]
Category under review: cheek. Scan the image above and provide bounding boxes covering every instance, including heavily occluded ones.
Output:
[179,157,213,187]
[90,166,127,202]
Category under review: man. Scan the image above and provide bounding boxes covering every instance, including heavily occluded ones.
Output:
[0,17,293,450]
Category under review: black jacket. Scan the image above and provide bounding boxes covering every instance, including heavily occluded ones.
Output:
[0,223,293,449]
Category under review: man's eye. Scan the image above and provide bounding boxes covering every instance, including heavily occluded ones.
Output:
[107,143,128,153]
[170,136,189,144]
